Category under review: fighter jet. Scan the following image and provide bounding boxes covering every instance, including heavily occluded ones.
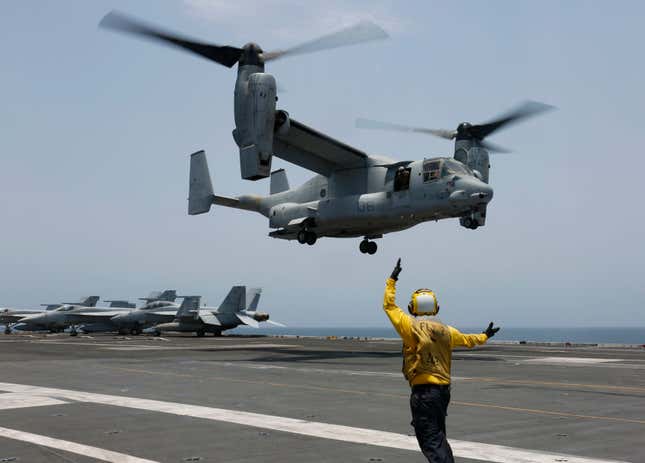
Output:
[11,296,99,333]
[74,290,177,335]
[153,287,282,337]
[5,296,99,334]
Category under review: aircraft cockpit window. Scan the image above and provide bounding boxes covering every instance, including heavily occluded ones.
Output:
[423,160,441,183]
[441,159,472,177]
[393,167,411,192]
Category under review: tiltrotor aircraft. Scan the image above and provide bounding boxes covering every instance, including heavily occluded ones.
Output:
[101,12,551,254]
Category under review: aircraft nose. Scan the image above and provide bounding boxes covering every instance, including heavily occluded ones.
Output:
[464,178,493,203]
[474,182,493,202]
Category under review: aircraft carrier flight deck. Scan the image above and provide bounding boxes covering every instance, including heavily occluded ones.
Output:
[0,333,643,463]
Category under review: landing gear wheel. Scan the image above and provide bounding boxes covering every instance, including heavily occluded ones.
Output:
[130,328,141,336]
[366,241,378,255]
[359,239,377,254]
[4,327,11,335]
[70,329,78,337]
[153,330,161,337]
[297,230,307,244]
[196,330,205,337]
[359,239,369,254]
[213,330,222,337]
[118,329,128,336]
[305,231,317,245]
[463,217,474,229]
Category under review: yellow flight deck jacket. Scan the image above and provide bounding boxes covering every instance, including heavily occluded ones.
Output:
[383,278,489,386]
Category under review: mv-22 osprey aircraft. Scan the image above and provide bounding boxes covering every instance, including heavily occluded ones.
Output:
[101,12,552,254]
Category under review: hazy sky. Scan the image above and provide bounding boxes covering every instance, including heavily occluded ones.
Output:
[1,1,644,327]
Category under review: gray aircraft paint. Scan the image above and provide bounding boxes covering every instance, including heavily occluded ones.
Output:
[153,286,280,337]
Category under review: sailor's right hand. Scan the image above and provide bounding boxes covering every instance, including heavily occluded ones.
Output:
[390,258,402,281]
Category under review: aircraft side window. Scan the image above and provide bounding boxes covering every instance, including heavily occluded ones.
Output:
[394,167,411,192]
[423,160,441,183]
[320,188,326,198]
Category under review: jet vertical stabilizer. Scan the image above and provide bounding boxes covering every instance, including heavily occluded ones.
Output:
[175,296,201,319]
[245,288,262,312]
[218,286,246,313]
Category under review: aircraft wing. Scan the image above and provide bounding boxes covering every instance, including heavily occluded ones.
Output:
[199,313,221,326]
[77,311,126,317]
[273,117,369,176]
[150,310,178,316]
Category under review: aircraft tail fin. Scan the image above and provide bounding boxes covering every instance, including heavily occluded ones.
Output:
[245,288,262,312]
[218,286,246,313]
[189,150,215,215]
[176,296,201,319]
[270,169,290,195]
[189,151,262,215]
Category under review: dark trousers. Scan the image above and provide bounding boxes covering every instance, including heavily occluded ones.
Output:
[410,384,454,463]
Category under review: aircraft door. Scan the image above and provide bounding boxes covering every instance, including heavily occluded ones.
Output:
[391,166,411,209]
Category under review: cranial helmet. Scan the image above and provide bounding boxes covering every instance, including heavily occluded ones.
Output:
[408,289,439,316]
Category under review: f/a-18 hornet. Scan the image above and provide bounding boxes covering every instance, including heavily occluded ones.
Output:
[153,286,283,337]
[101,12,552,254]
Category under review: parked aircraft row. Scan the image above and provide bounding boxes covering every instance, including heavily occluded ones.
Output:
[0,287,282,337]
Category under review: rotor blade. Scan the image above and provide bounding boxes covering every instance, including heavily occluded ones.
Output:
[356,118,456,140]
[264,21,388,61]
[469,101,555,140]
[99,11,242,68]
[479,140,512,154]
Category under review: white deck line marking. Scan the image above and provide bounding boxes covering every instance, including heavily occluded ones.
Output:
[0,382,628,463]
[0,392,67,410]
[0,426,159,463]
[524,357,624,365]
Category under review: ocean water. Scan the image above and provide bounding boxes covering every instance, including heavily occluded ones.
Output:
[229,326,645,345]
[2,324,644,344]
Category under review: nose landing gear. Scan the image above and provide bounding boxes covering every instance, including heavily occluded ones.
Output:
[359,239,378,255]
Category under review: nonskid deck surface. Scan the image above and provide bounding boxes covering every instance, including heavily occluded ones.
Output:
[0,333,643,463]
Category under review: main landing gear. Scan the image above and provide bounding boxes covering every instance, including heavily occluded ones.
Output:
[4,326,11,335]
[297,230,317,246]
[359,239,378,255]
[461,217,479,230]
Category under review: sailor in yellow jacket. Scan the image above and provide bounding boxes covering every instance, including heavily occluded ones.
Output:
[384,258,499,463]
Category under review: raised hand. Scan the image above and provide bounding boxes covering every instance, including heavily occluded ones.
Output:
[390,258,402,281]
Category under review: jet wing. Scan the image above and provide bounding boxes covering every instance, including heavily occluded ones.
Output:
[273,117,369,176]
[235,314,259,328]
[199,313,221,326]
[67,311,129,323]
[150,310,179,316]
